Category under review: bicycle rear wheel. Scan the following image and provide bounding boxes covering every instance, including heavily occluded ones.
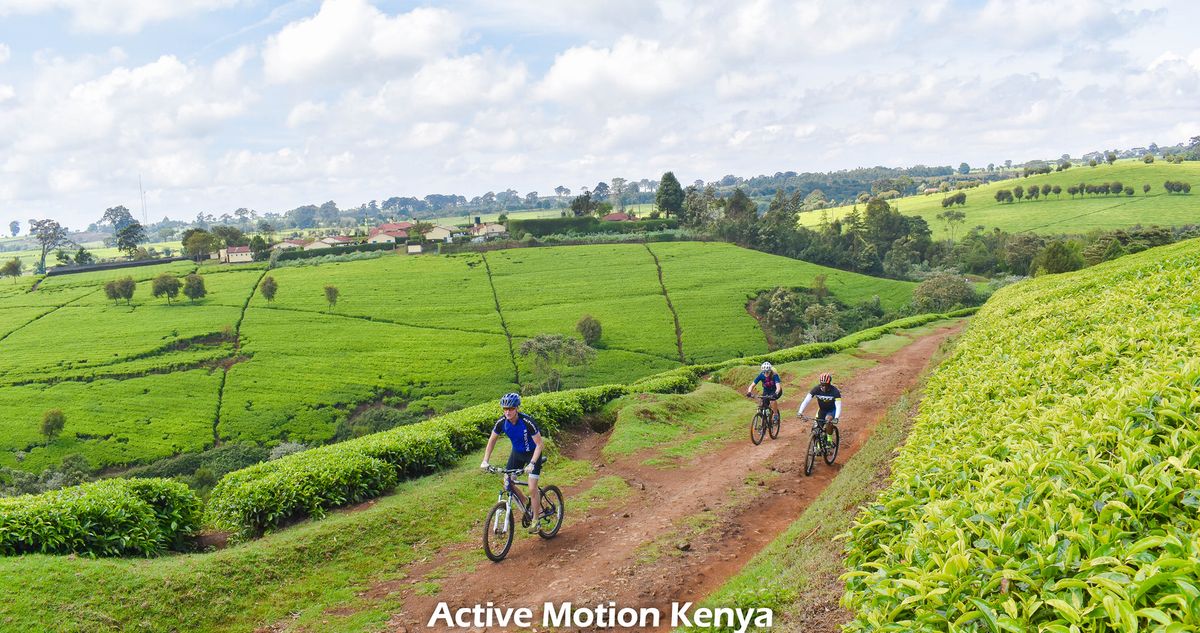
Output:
[537,485,564,539]
[483,501,514,561]
[823,426,840,465]
[768,410,781,439]
[804,433,818,476]
[750,412,766,445]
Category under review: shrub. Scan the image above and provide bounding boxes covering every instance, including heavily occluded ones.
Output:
[910,273,976,312]
[182,273,206,302]
[0,478,200,556]
[576,315,602,346]
[41,409,65,442]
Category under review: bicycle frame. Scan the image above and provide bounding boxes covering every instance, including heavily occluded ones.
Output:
[492,470,532,532]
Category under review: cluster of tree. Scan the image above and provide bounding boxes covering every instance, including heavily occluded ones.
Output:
[1068,182,1138,197]
[940,192,967,208]
[0,453,91,498]
[1022,164,1054,177]
[1163,180,1193,193]
[995,184,1066,202]
[102,273,207,305]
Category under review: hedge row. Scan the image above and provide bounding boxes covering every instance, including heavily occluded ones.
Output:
[508,216,680,237]
[274,241,398,261]
[0,478,201,557]
[206,313,972,537]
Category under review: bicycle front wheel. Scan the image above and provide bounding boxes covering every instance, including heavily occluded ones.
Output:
[804,434,818,476]
[537,485,564,539]
[483,501,514,562]
[768,411,781,439]
[751,412,766,445]
[824,426,841,465]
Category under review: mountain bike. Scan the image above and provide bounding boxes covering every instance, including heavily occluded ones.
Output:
[481,466,564,561]
[798,414,840,476]
[748,394,782,445]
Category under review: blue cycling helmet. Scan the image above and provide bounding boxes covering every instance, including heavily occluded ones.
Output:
[500,392,521,408]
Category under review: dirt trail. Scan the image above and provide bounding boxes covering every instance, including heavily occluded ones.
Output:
[386,322,964,633]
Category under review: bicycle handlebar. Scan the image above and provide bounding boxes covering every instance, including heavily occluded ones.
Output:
[483,465,525,475]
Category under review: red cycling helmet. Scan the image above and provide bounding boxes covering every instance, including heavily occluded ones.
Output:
[818,372,832,385]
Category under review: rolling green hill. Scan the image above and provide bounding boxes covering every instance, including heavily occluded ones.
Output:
[801,160,1199,238]
[0,242,913,475]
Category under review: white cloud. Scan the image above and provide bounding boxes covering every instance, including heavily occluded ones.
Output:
[0,43,10,63]
[0,0,241,33]
[262,0,460,84]
[537,36,703,102]
[287,101,327,127]
[0,84,13,102]
[408,54,527,110]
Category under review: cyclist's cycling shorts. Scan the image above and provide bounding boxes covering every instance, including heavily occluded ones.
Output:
[762,390,783,401]
[816,409,836,421]
[507,451,547,477]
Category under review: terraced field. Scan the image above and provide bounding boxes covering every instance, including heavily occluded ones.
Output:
[802,160,1200,238]
[0,242,914,475]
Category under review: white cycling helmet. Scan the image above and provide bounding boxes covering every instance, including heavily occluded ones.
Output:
[760,361,772,372]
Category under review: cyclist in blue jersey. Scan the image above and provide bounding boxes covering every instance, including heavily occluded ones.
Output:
[481,393,547,533]
[746,361,783,424]
[797,372,842,440]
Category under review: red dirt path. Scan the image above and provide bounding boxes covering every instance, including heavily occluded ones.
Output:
[384,322,964,633]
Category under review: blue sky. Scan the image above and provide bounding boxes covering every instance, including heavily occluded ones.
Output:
[1,0,1198,228]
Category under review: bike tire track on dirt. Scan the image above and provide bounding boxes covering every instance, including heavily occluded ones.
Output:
[380,321,964,633]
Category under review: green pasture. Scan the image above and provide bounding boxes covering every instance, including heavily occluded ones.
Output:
[802,160,1200,238]
[648,241,915,363]
[0,242,914,475]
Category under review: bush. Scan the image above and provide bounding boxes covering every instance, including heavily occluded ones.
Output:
[268,441,308,461]
[576,315,602,346]
[910,273,976,312]
[0,478,200,556]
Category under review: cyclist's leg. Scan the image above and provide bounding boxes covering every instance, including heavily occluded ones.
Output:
[506,451,531,514]
[770,391,782,420]
[527,456,546,531]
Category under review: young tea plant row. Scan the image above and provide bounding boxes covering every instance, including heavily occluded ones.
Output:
[842,238,1200,631]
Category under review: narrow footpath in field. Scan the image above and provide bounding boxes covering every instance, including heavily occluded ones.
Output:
[384,321,964,633]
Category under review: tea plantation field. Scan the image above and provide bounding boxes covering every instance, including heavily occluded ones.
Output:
[802,160,1200,238]
[0,242,913,475]
[841,237,1200,630]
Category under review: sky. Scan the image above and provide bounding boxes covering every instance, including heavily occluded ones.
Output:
[1,0,1198,229]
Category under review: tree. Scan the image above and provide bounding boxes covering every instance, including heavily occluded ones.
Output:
[1143,184,1151,194]
[8,220,17,237]
[41,409,66,443]
[115,221,147,257]
[0,257,23,284]
[610,178,627,210]
[1031,240,1084,275]
[152,273,181,304]
[568,192,597,217]
[936,209,966,240]
[103,279,122,304]
[324,285,339,309]
[724,188,757,222]
[74,248,95,265]
[592,181,610,200]
[957,162,970,175]
[260,276,278,302]
[211,225,247,247]
[249,235,269,260]
[994,189,1014,203]
[28,218,72,274]
[182,229,218,262]
[518,334,595,393]
[1089,159,1098,167]
[182,274,207,303]
[1143,154,1155,164]
[100,205,137,234]
[554,185,570,200]
[911,273,975,312]
[576,315,602,347]
[1106,152,1117,165]
[257,220,275,242]
[655,172,685,219]
[1013,185,1024,201]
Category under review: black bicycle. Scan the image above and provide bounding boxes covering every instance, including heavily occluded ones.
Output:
[748,395,782,445]
[481,466,564,561]
[798,414,840,476]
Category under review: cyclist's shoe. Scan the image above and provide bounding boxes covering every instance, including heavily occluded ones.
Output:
[527,517,542,534]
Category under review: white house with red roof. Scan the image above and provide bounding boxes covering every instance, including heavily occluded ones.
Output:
[318,236,356,247]
[469,223,507,238]
[272,238,308,251]
[601,212,637,222]
[367,229,408,244]
[369,222,414,237]
[219,245,254,264]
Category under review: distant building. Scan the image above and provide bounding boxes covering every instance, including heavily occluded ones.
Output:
[272,239,308,251]
[423,225,457,242]
[406,243,423,255]
[601,212,637,222]
[367,230,407,245]
[469,223,507,238]
[303,241,332,251]
[319,236,356,247]
[219,246,254,264]
[370,222,414,236]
